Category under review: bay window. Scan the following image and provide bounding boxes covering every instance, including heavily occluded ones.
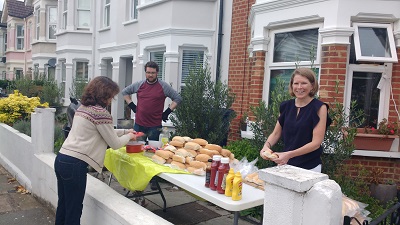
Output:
[48,6,57,39]
[77,0,90,28]
[150,51,165,80]
[16,25,24,50]
[62,0,68,29]
[104,0,110,27]
[76,61,88,81]
[180,50,204,89]
[35,7,40,40]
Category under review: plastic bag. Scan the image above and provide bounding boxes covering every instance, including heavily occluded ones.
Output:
[342,195,371,225]
[230,157,258,178]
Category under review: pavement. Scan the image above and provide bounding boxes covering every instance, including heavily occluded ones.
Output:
[0,164,261,225]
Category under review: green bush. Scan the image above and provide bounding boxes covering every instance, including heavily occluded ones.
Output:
[170,63,236,145]
[12,120,31,136]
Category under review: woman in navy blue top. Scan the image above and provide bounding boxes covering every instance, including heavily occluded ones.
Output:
[260,68,331,172]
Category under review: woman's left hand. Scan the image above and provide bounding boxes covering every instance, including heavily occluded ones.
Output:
[126,129,135,133]
[273,152,290,166]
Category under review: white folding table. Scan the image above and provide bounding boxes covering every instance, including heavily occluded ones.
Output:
[158,173,264,225]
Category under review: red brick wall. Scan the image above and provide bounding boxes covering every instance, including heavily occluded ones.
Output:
[228,0,255,142]
[389,48,400,122]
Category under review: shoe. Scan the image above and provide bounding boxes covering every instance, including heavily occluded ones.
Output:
[150,179,158,190]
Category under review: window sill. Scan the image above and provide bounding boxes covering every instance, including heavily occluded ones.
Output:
[352,150,400,158]
[123,19,138,26]
[99,27,111,32]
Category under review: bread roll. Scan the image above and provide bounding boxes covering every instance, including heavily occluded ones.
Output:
[172,154,186,163]
[164,145,177,152]
[175,148,189,157]
[187,166,205,176]
[204,144,222,153]
[262,151,278,159]
[185,156,194,164]
[169,140,184,148]
[192,138,208,146]
[229,153,235,160]
[186,149,198,157]
[221,149,231,157]
[195,154,211,162]
[172,136,185,144]
[155,150,174,159]
[171,161,186,170]
[166,158,173,164]
[152,155,166,165]
[189,160,207,170]
[184,142,201,150]
[210,150,220,156]
[199,148,214,157]
[182,136,192,142]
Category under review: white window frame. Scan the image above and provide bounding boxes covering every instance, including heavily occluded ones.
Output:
[179,49,205,90]
[75,61,89,81]
[16,24,24,50]
[3,33,7,52]
[263,24,322,102]
[76,0,90,29]
[61,61,66,98]
[129,0,138,20]
[47,6,57,40]
[103,0,111,27]
[149,50,165,80]
[62,0,68,29]
[344,64,392,126]
[353,23,398,63]
[35,7,40,40]
[27,22,32,49]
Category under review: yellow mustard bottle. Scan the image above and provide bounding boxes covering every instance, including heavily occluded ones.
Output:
[224,168,235,197]
[231,172,243,201]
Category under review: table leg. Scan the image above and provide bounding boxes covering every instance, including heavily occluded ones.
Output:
[233,211,239,225]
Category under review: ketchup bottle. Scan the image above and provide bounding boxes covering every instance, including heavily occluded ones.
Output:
[209,155,221,190]
[217,157,230,194]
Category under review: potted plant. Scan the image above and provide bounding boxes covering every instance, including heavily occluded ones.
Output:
[367,168,398,205]
[354,118,399,151]
[238,111,248,131]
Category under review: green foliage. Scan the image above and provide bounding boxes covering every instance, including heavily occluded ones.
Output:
[12,119,31,136]
[321,80,363,178]
[225,138,273,169]
[170,63,236,145]
[54,124,65,154]
[41,79,62,107]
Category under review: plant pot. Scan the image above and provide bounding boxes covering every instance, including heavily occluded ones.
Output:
[354,131,396,151]
[240,122,247,131]
[369,183,398,205]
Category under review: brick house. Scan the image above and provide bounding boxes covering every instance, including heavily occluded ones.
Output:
[228,0,400,184]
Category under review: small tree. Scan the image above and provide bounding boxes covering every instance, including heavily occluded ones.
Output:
[170,63,236,146]
[69,77,88,100]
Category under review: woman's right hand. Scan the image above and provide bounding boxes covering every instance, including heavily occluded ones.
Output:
[128,133,137,141]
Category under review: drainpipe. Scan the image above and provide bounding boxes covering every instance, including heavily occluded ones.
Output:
[215,0,223,81]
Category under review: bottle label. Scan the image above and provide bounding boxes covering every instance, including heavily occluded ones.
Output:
[161,137,168,145]
[215,171,219,186]
[238,181,242,197]
[221,173,228,190]
[205,172,211,184]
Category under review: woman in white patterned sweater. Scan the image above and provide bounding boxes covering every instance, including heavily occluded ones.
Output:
[54,76,137,225]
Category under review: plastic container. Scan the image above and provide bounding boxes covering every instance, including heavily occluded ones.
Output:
[224,168,235,197]
[232,172,243,201]
[148,140,162,149]
[209,155,221,190]
[205,159,213,187]
[126,141,145,153]
[217,157,230,194]
[159,127,169,147]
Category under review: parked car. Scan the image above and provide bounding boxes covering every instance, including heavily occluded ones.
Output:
[0,93,8,98]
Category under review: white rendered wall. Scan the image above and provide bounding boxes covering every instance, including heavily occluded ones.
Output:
[0,108,173,225]
[259,165,342,225]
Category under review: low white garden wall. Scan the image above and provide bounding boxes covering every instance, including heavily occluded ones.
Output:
[0,108,172,225]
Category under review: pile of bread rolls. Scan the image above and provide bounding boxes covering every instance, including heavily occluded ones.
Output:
[151,136,235,175]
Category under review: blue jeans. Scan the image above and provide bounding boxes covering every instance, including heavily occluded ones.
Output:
[134,123,162,141]
[54,153,88,225]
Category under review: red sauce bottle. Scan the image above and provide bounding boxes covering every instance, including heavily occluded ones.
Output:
[217,157,230,194]
[209,155,221,190]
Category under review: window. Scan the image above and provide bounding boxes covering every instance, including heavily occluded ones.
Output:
[16,25,24,50]
[129,0,138,20]
[265,26,321,102]
[15,69,23,79]
[62,0,68,29]
[104,0,110,27]
[345,64,391,128]
[48,7,57,39]
[3,33,7,52]
[61,62,66,96]
[77,0,90,28]
[76,61,88,81]
[353,23,398,63]
[27,22,32,49]
[150,51,165,80]
[35,7,40,40]
[181,50,204,87]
